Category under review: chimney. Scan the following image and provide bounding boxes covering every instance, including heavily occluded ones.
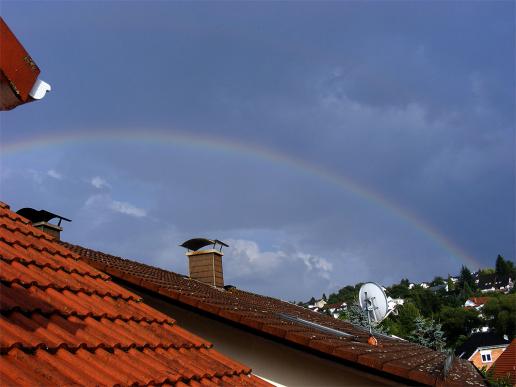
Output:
[180,238,228,287]
[16,207,71,240]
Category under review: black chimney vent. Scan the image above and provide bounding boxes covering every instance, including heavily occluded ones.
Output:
[16,208,71,240]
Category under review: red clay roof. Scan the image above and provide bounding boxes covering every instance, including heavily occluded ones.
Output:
[62,241,486,386]
[466,297,491,306]
[0,202,269,386]
[0,17,40,110]
[491,339,516,386]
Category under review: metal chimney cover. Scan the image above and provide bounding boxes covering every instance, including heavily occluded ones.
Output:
[180,238,228,251]
[16,208,71,225]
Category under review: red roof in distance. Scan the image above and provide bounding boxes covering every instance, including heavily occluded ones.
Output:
[491,339,516,386]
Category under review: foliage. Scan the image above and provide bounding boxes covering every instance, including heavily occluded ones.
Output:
[387,279,411,299]
[495,255,515,277]
[481,366,514,387]
[339,303,388,335]
[458,266,477,293]
[307,255,515,349]
[406,286,443,317]
[439,306,481,347]
[327,284,362,305]
[430,276,446,286]
[446,277,455,293]
[395,302,420,336]
[482,294,516,339]
[407,316,446,351]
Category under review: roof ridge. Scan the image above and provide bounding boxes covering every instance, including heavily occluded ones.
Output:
[62,241,185,278]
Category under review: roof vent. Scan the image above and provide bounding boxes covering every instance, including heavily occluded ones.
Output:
[16,208,71,240]
[180,238,228,287]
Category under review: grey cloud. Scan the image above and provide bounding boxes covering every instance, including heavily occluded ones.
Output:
[1,1,513,300]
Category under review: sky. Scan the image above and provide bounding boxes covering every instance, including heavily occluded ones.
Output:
[1,1,514,301]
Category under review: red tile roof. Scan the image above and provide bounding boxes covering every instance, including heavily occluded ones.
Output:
[62,241,487,386]
[466,297,491,306]
[0,17,42,110]
[491,339,516,386]
[0,202,269,386]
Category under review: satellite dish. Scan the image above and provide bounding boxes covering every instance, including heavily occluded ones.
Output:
[358,282,388,331]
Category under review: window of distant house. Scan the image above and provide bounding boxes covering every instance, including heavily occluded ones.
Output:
[480,350,492,363]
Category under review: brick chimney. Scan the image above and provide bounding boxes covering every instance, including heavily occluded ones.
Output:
[32,221,63,239]
[180,238,228,287]
[16,208,71,240]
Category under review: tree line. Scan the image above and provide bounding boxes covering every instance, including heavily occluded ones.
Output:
[306,255,515,350]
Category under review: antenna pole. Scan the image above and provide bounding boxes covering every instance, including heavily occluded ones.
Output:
[365,291,372,335]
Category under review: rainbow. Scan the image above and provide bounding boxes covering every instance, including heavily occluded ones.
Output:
[0,128,481,269]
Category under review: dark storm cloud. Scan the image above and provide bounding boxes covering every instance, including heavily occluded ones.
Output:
[1,1,513,300]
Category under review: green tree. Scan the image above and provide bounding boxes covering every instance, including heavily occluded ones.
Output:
[430,276,446,286]
[459,282,474,302]
[495,255,515,277]
[388,302,421,337]
[387,279,410,299]
[483,294,516,339]
[408,287,442,317]
[408,316,446,351]
[447,276,455,293]
[439,306,481,347]
[327,284,361,305]
[458,266,477,294]
[340,304,388,335]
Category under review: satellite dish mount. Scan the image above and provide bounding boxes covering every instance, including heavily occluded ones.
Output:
[358,282,388,336]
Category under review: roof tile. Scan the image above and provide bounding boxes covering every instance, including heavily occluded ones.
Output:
[0,202,269,386]
[63,240,488,386]
[490,339,516,385]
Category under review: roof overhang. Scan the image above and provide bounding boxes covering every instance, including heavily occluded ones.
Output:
[0,17,50,111]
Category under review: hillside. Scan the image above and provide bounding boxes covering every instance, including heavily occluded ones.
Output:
[303,255,515,350]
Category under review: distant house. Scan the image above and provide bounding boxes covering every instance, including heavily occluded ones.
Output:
[314,298,328,309]
[456,332,510,372]
[464,297,492,311]
[306,297,328,312]
[386,296,404,313]
[490,339,516,386]
[429,283,448,293]
[321,302,347,318]
[477,274,514,294]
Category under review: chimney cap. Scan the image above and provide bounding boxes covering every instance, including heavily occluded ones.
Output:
[180,238,228,252]
[16,207,71,226]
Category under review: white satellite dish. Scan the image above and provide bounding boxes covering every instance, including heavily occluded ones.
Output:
[358,282,388,332]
